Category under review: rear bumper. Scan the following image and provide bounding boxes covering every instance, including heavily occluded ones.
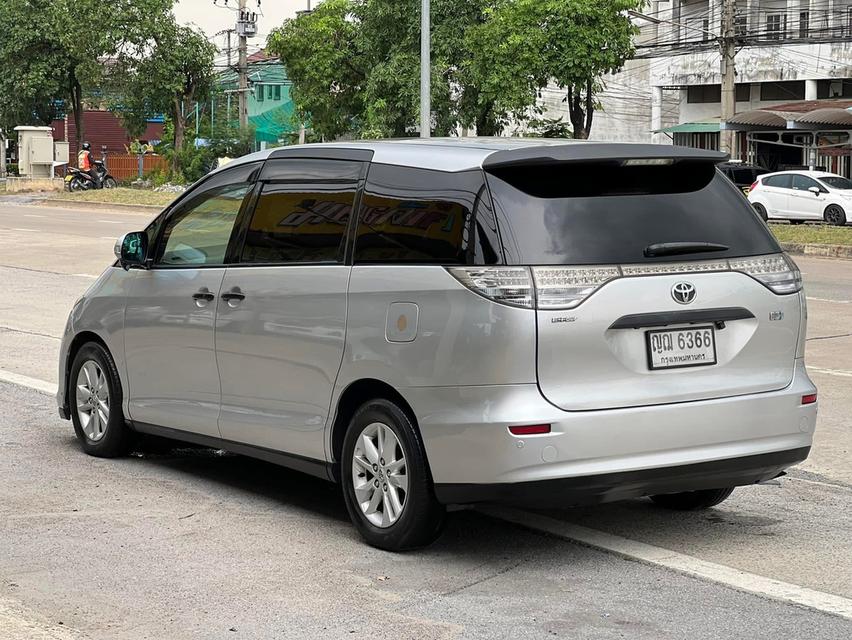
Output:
[403,359,816,503]
[434,447,809,507]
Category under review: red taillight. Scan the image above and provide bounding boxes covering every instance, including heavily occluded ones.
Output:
[749,181,759,192]
[508,424,551,436]
[802,393,817,405]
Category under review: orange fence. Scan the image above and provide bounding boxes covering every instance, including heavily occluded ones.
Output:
[105,154,169,181]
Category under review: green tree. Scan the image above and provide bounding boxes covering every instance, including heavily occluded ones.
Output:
[267,0,506,139]
[465,0,641,139]
[268,0,639,140]
[109,23,217,172]
[0,0,173,145]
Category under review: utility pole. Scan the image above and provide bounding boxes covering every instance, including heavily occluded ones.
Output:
[238,0,249,130]
[420,0,430,138]
[719,0,736,157]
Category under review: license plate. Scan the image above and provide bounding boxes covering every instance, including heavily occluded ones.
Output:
[646,325,717,370]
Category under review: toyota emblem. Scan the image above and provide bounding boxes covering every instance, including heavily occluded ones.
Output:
[671,282,696,305]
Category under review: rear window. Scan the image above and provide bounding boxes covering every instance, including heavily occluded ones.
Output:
[486,162,780,265]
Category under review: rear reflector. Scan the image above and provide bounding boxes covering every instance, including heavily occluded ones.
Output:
[749,181,758,192]
[508,424,551,436]
[801,393,817,405]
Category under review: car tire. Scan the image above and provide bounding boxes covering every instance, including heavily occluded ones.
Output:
[69,342,132,458]
[824,204,847,226]
[341,399,446,551]
[650,487,734,511]
[752,202,768,222]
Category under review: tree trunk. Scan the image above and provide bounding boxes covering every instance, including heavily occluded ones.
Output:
[70,70,84,152]
[172,97,185,174]
[475,102,501,136]
[566,83,593,140]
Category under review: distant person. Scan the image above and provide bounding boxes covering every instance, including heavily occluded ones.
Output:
[78,142,99,187]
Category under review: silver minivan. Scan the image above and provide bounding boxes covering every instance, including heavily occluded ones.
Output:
[57,139,817,550]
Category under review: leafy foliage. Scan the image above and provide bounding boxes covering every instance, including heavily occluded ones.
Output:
[268,0,640,140]
[0,0,174,141]
[465,0,641,138]
[108,22,217,172]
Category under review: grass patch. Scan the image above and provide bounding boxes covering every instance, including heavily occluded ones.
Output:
[52,188,176,207]
[768,223,852,247]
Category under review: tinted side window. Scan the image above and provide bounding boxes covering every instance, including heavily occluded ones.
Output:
[354,165,500,265]
[241,159,361,264]
[154,164,260,266]
[791,174,822,191]
[763,174,792,189]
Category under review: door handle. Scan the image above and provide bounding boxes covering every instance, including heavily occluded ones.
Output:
[221,290,245,302]
[192,289,215,302]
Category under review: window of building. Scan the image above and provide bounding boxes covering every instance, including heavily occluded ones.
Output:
[267,85,274,100]
[799,11,809,38]
[240,160,363,264]
[354,165,500,265]
[735,15,748,36]
[760,81,805,101]
[274,84,282,101]
[686,84,750,103]
[256,84,264,102]
[765,13,787,40]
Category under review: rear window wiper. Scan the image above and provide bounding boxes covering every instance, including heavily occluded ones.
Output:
[644,242,730,258]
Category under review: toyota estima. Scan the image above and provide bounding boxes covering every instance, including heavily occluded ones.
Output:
[57,139,817,550]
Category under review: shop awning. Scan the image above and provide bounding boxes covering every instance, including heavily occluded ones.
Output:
[724,100,852,130]
[657,120,720,133]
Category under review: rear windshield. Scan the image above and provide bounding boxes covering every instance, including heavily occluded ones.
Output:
[486,162,780,265]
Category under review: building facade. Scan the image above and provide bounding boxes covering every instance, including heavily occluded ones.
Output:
[542,0,852,173]
[218,52,297,147]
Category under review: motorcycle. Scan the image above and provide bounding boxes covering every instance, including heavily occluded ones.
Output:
[65,160,118,191]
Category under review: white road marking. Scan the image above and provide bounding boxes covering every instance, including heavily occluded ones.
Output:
[807,366,852,378]
[98,220,125,224]
[0,370,57,395]
[71,273,99,279]
[23,214,45,218]
[10,228,33,232]
[807,297,851,304]
[481,506,852,621]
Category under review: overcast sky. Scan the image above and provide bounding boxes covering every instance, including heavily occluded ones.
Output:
[174,0,310,53]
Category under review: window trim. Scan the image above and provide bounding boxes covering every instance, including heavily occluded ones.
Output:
[149,162,262,270]
[229,156,369,268]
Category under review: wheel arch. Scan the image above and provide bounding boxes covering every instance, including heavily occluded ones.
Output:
[329,378,422,476]
[63,331,116,415]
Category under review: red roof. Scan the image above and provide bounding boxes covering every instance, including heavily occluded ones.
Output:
[247,50,277,63]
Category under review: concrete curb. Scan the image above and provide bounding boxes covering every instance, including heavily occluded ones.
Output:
[780,242,852,260]
[33,198,164,214]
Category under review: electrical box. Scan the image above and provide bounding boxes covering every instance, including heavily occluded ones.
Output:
[54,141,70,165]
[14,126,55,178]
[237,10,258,37]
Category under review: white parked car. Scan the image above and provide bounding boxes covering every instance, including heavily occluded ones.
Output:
[748,170,852,225]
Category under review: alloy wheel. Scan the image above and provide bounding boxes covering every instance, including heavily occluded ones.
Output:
[75,360,110,442]
[351,422,408,528]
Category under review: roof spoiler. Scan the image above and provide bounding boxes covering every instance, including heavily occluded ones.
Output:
[482,144,729,171]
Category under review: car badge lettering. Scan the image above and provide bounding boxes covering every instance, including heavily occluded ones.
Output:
[671,282,697,305]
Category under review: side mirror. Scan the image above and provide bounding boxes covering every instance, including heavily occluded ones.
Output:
[114,231,148,270]
[808,186,821,196]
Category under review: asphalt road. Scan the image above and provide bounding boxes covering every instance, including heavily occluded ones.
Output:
[1,199,851,638]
